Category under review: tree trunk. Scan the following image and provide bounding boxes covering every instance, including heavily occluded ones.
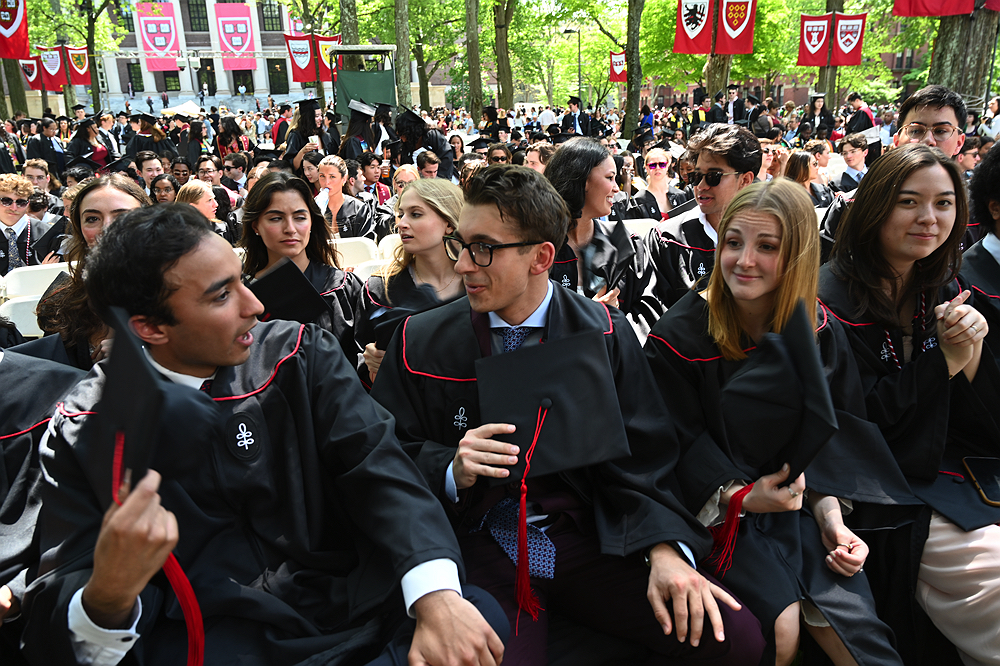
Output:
[414,41,430,110]
[544,57,555,107]
[465,0,482,121]
[87,15,101,111]
[3,60,28,116]
[339,0,362,73]
[703,0,731,100]
[929,2,999,103]
[621,0,644,136]
[394,0,412,108]
[0,65,9,120]
[493,0,515,110]
[816,0,843,101]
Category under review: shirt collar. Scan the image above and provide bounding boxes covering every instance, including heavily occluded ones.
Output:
[3,214,29,238]
[982,232,1000,266]
[488,280,553,329]
[843,165,867,180]
[698,208,718,245]
[143,348,216,390]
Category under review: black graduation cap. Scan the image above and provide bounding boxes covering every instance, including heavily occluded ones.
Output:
[131,112,157,125]
[714,90,725,101]
[173,114,190,123]
[671,102,683,110]
[398,107,424,126]
[92,306,165,496]
[104,156,136,175]
[567,96,582,107]
[720,300,838,483]
[467,136,491,151]
[476,330,631,486]
[71,103,87,111]
[634,128,654,145]
[116,110,128,118]
[66,154,102,171]
[55,115,71,123]
[73,115,98,132]
[348,99,376,117]
[248,257,331,324]
[726,84,740,91]
[551,132,575,145]
[747,94,760,104]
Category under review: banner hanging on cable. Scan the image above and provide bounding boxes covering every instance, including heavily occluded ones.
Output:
[830,12,866,66]
[136,3,179,71]
[35,45,67,90]
[66,46,91,85]
[284,33,315,82]
[19,57,41,90]
[316,34,342,83]
[216,3,256,70]
[715,0,757,54]
[0,0,30,59]
[673,0,713,54]
[797,13,831,67]
[609,51,627,82]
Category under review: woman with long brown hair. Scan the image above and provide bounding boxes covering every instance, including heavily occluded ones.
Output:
[125,113,178,159]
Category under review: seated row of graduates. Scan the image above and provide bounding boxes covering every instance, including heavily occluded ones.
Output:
[3,128,1000,665]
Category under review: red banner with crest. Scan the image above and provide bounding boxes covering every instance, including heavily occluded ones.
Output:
[19,57,41,90]
[285,33,315,82]
[716,0,756,54]
[673,0,713,54]
[797,13,831,67]
[609,51,626,82]
[66,45,91,85]
[830,12,866,66]
[0,0,29,59]
[216,3,256,70]
[35,45,67,90]
[136,3,179,71]
[315,34,341,82]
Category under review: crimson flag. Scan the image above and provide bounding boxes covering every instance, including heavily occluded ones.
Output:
[610,51,627,82]
[66,46,91,85]
[285,33,316,82]
[674,0,713,54]
[716,0,756,55]
[797,14,831,67]
[830,13,866,66]
[36,45,67,90]
[893,0,973,15]
[136,3,179,71]
[216,3,256,70]
[315,34,341,82]
[19,57,41,91]
[0,0,30,59]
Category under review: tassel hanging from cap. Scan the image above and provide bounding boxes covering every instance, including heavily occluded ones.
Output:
[707,482,754,578]
[514,401,550,632]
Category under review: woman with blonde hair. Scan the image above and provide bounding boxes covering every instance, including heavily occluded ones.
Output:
[176,178,239,244]
[635,147,686,218]
[354,178,464,386]
[646,178,908,666]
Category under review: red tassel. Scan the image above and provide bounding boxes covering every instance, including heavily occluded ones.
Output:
[707,482,753,578]
[111,432,205,666]
[514,406,548,632]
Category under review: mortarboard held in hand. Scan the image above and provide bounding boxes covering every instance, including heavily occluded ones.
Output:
[720,299,838,484]
[248,257,332,324]
[476,330,631,487]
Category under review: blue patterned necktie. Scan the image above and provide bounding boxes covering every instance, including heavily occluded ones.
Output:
[6,229,24,270]
[500,326,531,353]
[486,497,556,579]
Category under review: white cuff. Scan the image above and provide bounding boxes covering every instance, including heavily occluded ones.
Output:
[401,558,462,618]
[696,480,740,527]
[675,542,696,569]
[67,588,141,666]
[444,461,459,503]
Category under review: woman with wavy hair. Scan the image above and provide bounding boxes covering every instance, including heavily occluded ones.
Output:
[30,174,151,369]
[646,178,909,666]
[239,171,361,361]
[784,151,833,208]
[125,113,178,159]
[354,178,464,386]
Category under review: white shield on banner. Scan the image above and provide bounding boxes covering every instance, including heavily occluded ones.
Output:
[804,20,828,54]
[318,40,339,71]
[681,0,710,40]
[39,50,62,76]
[0,0,25,39]
[289,39,311,70]
[722,0,753,39]
[69,50,88,75]
[219,17,252,54]
[18,59,37,82]
[139,15,177,56]
[611,53,626,75]
[837,19,863,53]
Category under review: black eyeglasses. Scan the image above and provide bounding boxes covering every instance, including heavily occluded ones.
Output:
[897,122,958,142]
[443,235,543,267]
[0,196,29,208]
[490,156,508,163]
[688,170,740,187]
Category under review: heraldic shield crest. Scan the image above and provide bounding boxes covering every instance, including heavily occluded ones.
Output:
[289,39,311,69]
[681,0,710,40]
[838,19,863,53]
[220,16,252,53]
[19,59,36,82]
[139,14,177,55]
[723,0,753,38]
[0,0,26,39]
[804,19,828,54]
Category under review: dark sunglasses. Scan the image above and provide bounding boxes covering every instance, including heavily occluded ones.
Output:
[0,197,29,208]
[688,170,740,187]
[490,156,508,163]
[646,162,668,170]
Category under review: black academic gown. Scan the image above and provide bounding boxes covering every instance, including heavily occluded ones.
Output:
[549,218,646,317]
[809,182,835,208]
[125,133,178,160]
[330,195,376,240]
[370,284,712,561]
[0,218,52,276]
[25,135,65,179]
[303,262,363,362]
[959,238,1000,376]
[644,291,914,664]
[284,130,338,164]
[338,136,370,162]
[20,321,466,666]
[0,351,84,664]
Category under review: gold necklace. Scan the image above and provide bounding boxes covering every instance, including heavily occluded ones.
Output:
[413,261,457,293]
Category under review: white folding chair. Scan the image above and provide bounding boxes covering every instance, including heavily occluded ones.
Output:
[351,259,388,282]
[378,234,402,260]
[623,219,660,238]
[4,263,69,299]
[331,237,379,268]
[0,273,6,304]
[0,295,42,338]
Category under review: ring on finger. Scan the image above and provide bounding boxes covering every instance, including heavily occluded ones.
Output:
[788,487,800,499]
[972,324,979,334]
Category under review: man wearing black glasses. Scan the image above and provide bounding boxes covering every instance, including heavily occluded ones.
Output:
[487,143,511,164]
[0,174,48,276]
[633,124,760,329]
[372,165,765,666]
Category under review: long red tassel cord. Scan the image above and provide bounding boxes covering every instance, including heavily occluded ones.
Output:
[112,431,205,666]
[514,404,549,634]
[706,483,753,578]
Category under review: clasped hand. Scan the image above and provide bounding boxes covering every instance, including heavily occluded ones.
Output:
[741,464,806,514]
[452,423,518,490]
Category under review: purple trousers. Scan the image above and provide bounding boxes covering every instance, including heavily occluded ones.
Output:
[460,515,766,666]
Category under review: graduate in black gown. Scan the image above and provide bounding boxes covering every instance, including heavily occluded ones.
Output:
[338,99,378,162]
[959,142,1000,327]
[18,204,507,665]
[645,179,912,665]
[544,138,647,317]
[240,172,362,362]
[282,99,338,173]
[124,113,177,160]
[819,144,1000,665]
[355,178,466,388]
[0,350,84,665]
